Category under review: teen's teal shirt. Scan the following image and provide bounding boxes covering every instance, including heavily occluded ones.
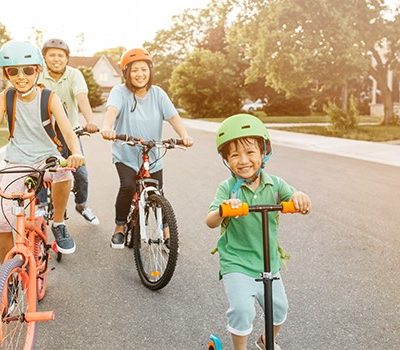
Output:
[106,84,177,172]
[209,172,295,278]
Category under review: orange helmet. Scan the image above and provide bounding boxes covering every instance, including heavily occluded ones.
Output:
[119,48,153,71]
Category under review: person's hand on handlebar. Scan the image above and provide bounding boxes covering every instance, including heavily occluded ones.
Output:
[290,191,311,214]
[67,153,85,169]
[101,129,116,140]
[181,135,194,147]
[85,123,99,133]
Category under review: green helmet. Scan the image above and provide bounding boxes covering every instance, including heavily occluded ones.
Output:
[216,114,270,151]
[0,40,43,67]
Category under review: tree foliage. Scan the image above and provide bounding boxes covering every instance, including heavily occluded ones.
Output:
[169,49,241,118]
[94,47,126,64]
[77,66,104,108]
[0,23,12,46]
[233,0,400,124]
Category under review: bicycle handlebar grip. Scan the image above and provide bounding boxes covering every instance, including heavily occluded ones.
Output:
[219,203,249,217]
[115,134,128,141]
[280,201,298,213]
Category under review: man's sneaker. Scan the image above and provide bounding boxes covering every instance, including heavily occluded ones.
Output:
[255,335,282,350]
[111,232,125,249]
[35,206,47,218]
[51,224,76,254]
[76,206,100,225]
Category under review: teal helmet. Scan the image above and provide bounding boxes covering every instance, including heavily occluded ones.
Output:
[0,40,44,68]
[216,113,270,152]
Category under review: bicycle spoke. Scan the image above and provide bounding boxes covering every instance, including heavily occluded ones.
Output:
[134,194,179,290]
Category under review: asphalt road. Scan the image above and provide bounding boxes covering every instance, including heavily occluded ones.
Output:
[35,118,400,350]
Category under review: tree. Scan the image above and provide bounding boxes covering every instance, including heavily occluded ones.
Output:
[77,66,104,108]
[144,0,235,92]
[233,0,400,125]
[0,22,11,46]
[169,49,241,118]
[94,47,126,64]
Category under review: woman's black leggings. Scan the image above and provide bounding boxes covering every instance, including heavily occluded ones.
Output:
[114,162,163,225]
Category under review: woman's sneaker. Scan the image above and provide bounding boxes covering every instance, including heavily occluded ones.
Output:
[51,224,76,254]
[110,232,125,249]
[75,205,100,225]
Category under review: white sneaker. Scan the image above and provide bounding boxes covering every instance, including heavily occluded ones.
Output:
[76,206,100,225]
[35,207,47,218]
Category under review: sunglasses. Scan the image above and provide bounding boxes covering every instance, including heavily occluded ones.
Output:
[5,66,36,77]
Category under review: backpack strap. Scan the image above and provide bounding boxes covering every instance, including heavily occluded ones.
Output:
[5,88,17,140]
[40,88,64,152]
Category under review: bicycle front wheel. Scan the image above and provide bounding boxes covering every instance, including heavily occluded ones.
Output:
[34,219,49,301]
[134,193,179,290]
[0,257,37,349]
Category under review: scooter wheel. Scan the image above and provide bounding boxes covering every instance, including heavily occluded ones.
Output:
[208,334,223,350]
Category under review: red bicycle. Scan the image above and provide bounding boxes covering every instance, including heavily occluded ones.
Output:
[0,157,67,349]
[114,135,185,290]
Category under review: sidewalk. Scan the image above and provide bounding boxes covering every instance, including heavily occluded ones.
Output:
[183,119,400,168]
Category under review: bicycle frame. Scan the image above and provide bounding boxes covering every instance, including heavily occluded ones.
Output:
[1,189,54,323]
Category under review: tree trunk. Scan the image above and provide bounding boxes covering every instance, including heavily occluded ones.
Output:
[383,89,394,125]
[341,82,348,111]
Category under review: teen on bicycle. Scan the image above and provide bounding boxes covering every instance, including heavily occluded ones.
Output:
[206,114,311,350]
[101,48,193,249]
[38,38,100,225]
[0,40,85,262]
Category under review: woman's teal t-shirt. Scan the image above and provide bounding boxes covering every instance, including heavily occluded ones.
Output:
[106,84,177,172]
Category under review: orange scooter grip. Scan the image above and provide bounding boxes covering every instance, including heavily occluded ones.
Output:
[280,201,298,213]
[219,203,249,217]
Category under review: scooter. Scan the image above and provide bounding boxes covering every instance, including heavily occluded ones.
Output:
[208,201,299,350]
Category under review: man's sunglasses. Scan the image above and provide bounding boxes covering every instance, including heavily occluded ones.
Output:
[5,66,36,77]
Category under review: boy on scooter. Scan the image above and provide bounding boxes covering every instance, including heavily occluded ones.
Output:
[206,114,311,350]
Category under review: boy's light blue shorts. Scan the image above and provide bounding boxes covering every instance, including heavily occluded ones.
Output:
[222,272,288,336]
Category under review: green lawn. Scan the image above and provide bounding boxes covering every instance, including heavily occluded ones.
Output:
[271,125,400,142]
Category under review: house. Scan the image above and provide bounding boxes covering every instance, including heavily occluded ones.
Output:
[68,55,123,99]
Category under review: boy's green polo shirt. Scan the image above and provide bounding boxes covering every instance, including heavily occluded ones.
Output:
[209,172,295,278]
[38,66,88,129]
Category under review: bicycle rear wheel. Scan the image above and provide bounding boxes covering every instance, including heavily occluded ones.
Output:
[0,256,37,349]
[133,193,179,290]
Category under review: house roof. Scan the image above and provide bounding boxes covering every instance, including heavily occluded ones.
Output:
[69,55,122,75]
[68,56,100,68]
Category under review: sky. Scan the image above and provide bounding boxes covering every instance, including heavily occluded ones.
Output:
[0,0,211,55]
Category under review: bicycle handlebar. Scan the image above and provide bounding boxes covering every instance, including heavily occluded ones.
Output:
[219,201,298,217]
[115,134,185,147]
[0,157,68,200]
[74,126,100,137]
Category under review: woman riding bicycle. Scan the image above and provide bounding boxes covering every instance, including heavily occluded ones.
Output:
[101,47,193,249]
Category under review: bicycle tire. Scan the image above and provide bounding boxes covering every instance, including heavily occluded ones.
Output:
[0,256,37,349]
[125,203,138,249]
[34,219,49,301]
[133,193,179,290]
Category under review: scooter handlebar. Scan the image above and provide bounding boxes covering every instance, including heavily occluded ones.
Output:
[219,201,298,217]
